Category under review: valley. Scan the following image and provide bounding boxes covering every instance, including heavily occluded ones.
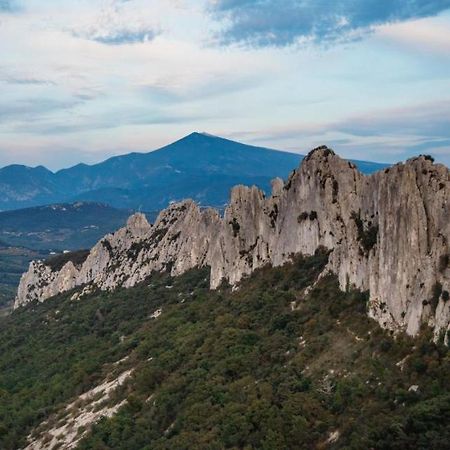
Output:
[0,202,137,251]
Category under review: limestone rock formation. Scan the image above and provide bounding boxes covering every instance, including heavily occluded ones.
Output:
[15,148,450,340]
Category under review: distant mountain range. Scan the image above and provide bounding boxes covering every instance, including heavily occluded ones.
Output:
[0,133,389,212]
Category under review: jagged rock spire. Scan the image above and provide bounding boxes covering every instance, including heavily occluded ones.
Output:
[15,149,450,341]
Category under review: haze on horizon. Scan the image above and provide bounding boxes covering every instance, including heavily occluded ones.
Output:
[1,0,450,170]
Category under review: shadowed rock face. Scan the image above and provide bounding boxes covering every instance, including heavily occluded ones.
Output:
[15,148,450,340]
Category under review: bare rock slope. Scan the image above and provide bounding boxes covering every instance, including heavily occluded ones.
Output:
[15,148,450,339]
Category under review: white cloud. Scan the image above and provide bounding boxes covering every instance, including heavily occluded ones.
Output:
[376,13,450,55]
[229,100,450,165]
[69,0,161,45]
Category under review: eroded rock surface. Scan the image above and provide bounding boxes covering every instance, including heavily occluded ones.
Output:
[15,148,450,339]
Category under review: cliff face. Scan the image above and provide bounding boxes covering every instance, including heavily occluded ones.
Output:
[15,148,450,339]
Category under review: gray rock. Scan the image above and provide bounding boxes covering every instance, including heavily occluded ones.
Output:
[15,148,450,340]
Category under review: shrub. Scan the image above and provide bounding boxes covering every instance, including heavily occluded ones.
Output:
[430,282,443,312]
[351,211,378,252]
[229,218,240,237]
[297,212,309,223]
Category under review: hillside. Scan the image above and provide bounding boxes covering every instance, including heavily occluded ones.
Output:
[0,253,448,449]
[0,133,389,211]
[0,202,136,251]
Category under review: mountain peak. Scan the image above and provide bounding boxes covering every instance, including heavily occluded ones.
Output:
[125,212,152,236]
[179,131,222,142]
[196,131,221,138]
[304,145,336,161]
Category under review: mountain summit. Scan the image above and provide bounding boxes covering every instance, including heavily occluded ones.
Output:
[0,133,388,211]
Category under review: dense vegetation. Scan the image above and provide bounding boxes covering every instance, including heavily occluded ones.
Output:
[0,252,448,449]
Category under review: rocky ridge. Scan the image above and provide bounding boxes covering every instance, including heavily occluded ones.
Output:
[15,148,450,340]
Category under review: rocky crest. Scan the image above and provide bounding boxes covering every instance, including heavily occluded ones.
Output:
[15,149,450,340]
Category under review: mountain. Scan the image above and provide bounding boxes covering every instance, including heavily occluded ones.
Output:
[4,147,450,449]
[0,164,61,209]
[0,133,389,211]
[16,147,450,342]
[2,254,449,449]
[0,202,137,251]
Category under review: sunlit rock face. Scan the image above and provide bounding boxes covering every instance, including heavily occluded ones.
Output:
[15,148,450,340]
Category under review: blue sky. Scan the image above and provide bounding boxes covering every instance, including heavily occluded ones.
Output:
[0,0,450,169]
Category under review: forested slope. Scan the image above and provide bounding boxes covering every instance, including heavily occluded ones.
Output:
[0,252,448,449]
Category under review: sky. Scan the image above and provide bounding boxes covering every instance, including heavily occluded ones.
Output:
[0,0,450,169]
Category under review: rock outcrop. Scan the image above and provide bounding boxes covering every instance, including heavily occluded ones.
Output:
[15,148,450,340]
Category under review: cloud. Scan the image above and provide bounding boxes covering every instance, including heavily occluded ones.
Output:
[376,16,450,55]
[18,108,206,135]
[210,0,450,47]
[235,100,450,165]
[0,72,56,85]
[333,101,450,139]
[0,97,82,123]
[73,0,161,45]
[248,101,450,142]
[138,72,265,104]
[89,29,158,45]
[6,78,55,85]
